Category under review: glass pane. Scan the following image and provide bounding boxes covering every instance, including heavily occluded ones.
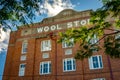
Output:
[99,56,103,68]
[67,60,72,70]
[40,64,42,74]
[65,49,72,55]
[92,56,99,68]
[62,38,74,48]
[73,59,76,70]
[64,61,66,71]
[49,63,51,73]
[20,55,26,61]
[43,63,48,73]
[22,43,27,53]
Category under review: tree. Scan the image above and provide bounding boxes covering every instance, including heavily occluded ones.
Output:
[0,0,42,31]
[59,0,120,60]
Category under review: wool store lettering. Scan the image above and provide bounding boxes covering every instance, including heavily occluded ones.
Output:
[37,19,90,33]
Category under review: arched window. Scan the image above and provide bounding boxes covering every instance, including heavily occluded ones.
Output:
[22,40,28,53]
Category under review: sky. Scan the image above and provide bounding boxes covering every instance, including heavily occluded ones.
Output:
[0,0,103,80]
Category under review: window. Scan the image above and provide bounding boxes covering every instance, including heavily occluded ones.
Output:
[115,33,120,39]
[90,46,99,52]
[42,53,49,59]
[19,64,26,76]
[20,55,26,61]
[62,38,74,48]
[65,49,72,55]
[41,40,51,51]
[22,41,28,53]
[63,58,76,72]
[92,78,105,80]
[89,55,103,69]
[88,34,99,45]
[40,61,51,75]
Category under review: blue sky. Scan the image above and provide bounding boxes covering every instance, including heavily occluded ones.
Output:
[0,0,103,80]
[71,0,103,11]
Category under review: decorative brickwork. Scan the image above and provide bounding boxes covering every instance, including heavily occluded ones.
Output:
[3,9,120,80]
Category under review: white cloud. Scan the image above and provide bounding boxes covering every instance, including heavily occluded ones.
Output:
[41,0,74,17]
[0,0,74,52]
[0,28,10,52]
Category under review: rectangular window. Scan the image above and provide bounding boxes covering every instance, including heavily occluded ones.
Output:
[115,33,120,39]
[20,55,26,61]
[41,40,51,51]
[89,55,103,69]
[65,49,72,55]
[88,34,99,45]
[19,63,26,76]
[62,38,74,48]
[92,78,105,80]
[40,61,51,75]
[42,53,49,59]
[63,58,76,72]
[22,42,28,53]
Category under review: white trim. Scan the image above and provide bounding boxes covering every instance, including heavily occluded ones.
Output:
[92,78,105,80]
[21,41,28,54]
[39,61,51,75]
[65,49,72,55]
[41,40,51,51]
[18,63,26,76]
[115,33,120,39]
[20,55,26,61]
[62,38,74,48]
[63,58,76,72]
[89,55,103,70]
[87,34,99,45]
[42,53,49,58]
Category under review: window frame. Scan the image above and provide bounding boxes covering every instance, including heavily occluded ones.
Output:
[88,34,99,45]
[18,63,26,76]
[40,61,51,75]
[63,58,76,72]
[89,55,103,70]
[21,41,28,54]
[65,49,72,55]
[41,40,51,51]
[42,53,49,59]
[115,33,120,39]
[92,78,105,80]
[20,55,27,61]
[62,38,74,48]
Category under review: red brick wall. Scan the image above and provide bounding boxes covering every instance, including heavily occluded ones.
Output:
[3,10,120,80]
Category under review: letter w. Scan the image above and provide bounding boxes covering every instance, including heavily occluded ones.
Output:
[37,27,43,33]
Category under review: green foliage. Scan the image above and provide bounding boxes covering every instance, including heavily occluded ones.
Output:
[104,35,120,58]
[59,0,120,59]
[0,0,42,31]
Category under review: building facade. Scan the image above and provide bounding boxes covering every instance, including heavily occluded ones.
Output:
[3,9,120,80]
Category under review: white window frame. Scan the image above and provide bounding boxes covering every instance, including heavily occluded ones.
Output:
[18,63,26,76]
[20,55,26,61]
[63,58,76,72]
[22,41,28,54]
[40,61,51,75]
[41,40,51,51]
[65,49,72,55]
[92,78,105,80]
[62,38,74,48]
[42,53,49,59]
[88,34,99,45]
[89,55,103,69]
[115,33,120,39]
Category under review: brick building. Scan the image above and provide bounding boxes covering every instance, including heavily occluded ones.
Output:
[3,9,120,80]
